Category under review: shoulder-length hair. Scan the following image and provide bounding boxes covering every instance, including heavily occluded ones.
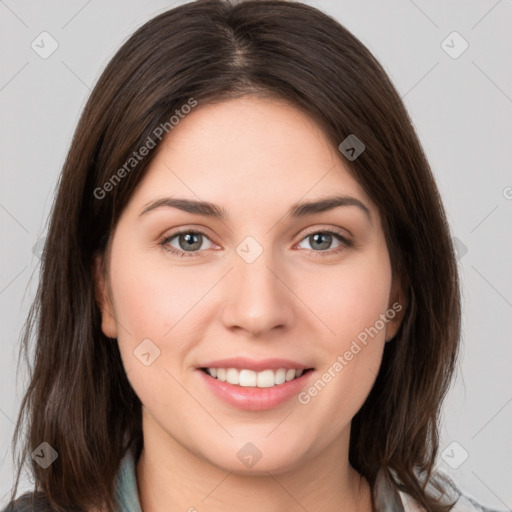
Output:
[8,1,460,511]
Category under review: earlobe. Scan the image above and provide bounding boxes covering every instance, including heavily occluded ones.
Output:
[93,253,118,339]
[385,280,408,342]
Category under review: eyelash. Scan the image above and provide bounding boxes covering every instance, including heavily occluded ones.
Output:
[159,228,353,258]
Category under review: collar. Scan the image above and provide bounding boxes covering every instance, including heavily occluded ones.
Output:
[114,443,143,512]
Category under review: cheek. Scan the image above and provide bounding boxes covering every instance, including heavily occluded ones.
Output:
[108,244,225,382]
[298,251,393,419]
[108,250,209,414]
[297,252,393,346]
[110,247,210,337]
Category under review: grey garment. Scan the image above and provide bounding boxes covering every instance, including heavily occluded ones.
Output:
[2,445,506,512]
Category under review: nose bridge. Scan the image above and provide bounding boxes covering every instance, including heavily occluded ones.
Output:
[221,236,294,335]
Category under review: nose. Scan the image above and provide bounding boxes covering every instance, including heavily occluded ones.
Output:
[220,250,295,337]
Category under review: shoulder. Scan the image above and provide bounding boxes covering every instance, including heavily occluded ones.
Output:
[1,492,53,512]
[2,492,105,512]
[399,470,507,512]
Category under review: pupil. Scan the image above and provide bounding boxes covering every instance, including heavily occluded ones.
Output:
[311,233,331,250]
[181,233,201,251]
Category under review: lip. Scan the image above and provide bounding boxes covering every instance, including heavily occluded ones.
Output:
[197,367,315,411]
[198,357,311,372]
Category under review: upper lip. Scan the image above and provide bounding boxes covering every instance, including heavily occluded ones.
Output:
[198,357,313,372]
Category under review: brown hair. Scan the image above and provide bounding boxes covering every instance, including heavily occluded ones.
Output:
[7,0,460,510]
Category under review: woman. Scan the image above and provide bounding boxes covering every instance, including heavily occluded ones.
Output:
[3,0,503,511]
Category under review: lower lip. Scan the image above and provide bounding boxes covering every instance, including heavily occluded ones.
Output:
[198,369,314,411]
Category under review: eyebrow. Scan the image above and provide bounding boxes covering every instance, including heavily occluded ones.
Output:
[139,195,371,221]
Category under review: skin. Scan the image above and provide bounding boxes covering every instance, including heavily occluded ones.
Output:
[94,96,405,512]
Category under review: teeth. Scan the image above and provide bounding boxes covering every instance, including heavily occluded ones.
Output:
[206,367,306,387]
[258,369,282,387]
[226,368,239,385]
[240,369,257,386]
[275,369,286,385]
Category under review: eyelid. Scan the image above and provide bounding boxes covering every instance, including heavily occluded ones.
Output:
[159,225,216,242]
[299,224,352,241]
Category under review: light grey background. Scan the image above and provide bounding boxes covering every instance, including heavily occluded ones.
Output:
[1,0,511,508]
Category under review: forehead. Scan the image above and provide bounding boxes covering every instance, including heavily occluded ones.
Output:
[127,96,375,219]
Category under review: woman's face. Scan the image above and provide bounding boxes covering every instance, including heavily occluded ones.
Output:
[95,96,403,474]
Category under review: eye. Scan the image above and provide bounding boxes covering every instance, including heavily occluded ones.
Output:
[296,229,352,255]
[160,229,216,257]
[159,228,353,258]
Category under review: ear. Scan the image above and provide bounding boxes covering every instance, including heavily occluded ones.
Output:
[385,276,407,342]
[93,253,118,339]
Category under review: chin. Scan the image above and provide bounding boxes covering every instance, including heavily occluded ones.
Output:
[198,438,307,476]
